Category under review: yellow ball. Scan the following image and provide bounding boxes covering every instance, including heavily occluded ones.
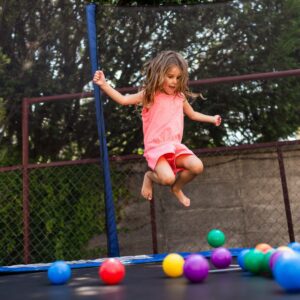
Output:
[277,246,294,252]
[162,253,184,278]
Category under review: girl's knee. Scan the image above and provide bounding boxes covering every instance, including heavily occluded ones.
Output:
[191,161,204,174]
[159,174,176,186]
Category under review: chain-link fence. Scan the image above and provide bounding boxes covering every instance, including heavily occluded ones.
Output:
[1,139,299,266]
[152,143,300,253]
[1,69,300,265]
[0,167,23,266]
[2,1,300,267]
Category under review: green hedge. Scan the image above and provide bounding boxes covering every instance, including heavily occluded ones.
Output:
[0,163,129,265]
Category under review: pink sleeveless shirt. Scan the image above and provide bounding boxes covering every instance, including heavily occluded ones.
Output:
[141,92,193,172]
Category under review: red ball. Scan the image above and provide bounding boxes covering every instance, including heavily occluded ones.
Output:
[98,258,126,285]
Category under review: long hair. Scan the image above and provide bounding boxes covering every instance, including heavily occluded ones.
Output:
[141,51,196,107]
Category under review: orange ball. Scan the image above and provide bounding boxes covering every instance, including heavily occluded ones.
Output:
[255,243,273,253]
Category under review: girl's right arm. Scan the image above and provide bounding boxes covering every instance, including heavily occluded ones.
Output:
[93,70,143,106]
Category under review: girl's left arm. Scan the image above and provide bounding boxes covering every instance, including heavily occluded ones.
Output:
[183,100,222,126]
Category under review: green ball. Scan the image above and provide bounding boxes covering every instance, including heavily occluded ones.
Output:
[206,229,226,248]
[261,249,275,275]
[244,249,264,274]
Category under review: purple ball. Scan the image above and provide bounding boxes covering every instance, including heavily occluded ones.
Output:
[269,251,284,270]
[183,254,209,283]
[211,247,232,269]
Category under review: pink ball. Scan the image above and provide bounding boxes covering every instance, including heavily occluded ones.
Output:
[211,247,232,269]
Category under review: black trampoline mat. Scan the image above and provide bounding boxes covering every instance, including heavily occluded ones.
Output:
[0,263,298,300]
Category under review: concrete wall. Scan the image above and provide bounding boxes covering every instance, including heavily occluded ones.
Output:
[90,144,300,256]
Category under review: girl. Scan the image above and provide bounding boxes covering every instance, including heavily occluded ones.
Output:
[93,51,221,207]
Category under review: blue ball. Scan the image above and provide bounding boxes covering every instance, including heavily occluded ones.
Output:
[273,251,300,292]
[48,261,71,285]
[237,249,250,271]
[288,242,300,252]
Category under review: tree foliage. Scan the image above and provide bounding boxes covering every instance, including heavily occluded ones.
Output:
[97,0,300,150]
[0,0,300,165]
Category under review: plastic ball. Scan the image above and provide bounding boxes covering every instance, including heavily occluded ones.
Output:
[162,253,184,278]
[261,249,276,274]
[211,247,232,269]
[273,251,300,291]
[269,247,294,270]
[99,258,126,285]
[255,243,273,253]
[277,246,293,252]
[237,249,250,271]
[207,229,226,248]
[47,261,71,285]
[183,254,209,283]
[288,242,300,252]
[244,249,264,274]
[269,251,284,270]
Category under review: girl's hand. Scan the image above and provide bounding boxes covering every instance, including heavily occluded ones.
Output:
[214,115,222,126]
[93,70,106,87]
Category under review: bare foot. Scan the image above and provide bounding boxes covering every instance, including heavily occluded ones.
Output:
[171,186,190,207]
[141,171,153,200]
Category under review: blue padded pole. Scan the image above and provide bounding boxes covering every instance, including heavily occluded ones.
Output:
[85,3,120,257]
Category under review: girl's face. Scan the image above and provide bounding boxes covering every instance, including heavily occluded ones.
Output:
[162,66,182,95]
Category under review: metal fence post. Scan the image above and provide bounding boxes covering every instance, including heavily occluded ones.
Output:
[150,198,158,254]
[276,145,295,242]
[22,98,30,264]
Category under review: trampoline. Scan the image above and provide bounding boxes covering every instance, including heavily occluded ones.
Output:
[0,251,297,300]
[2,3,300,300]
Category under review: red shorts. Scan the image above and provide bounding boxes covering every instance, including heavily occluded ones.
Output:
[144,143,194,174]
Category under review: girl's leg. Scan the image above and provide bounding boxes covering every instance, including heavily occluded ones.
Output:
[141,156,176,200]
[171,155,204,207]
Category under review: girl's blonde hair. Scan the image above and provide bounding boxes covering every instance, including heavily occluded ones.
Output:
[141,51,197,107]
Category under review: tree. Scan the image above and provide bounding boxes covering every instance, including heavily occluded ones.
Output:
[96,0,300,149]
[0,0,299,164]
[0,0,91,164]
